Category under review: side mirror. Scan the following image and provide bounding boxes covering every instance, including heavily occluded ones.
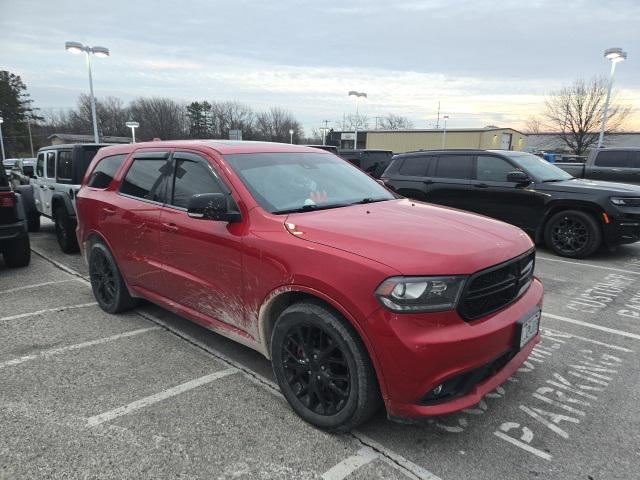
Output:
[187,193,241,223]
[507,171,532,185]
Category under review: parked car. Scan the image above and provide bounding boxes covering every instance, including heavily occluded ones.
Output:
[9,158,36,188]
[77,141,542,431]
[555,148,640,184]
[381,149,640,258]
[3,158,18,176]
[337,149,393,178]
[0,163,30,268]
[306,145,339,154]
[16,144,108,251]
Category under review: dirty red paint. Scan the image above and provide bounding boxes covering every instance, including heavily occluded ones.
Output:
[76,140,543,420]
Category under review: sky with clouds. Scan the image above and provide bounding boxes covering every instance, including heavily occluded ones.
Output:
[1,0,639,134]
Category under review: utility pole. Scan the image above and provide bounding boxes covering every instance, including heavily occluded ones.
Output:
[322,120,330,145]
[436,101,440,129]
[26,116,35,157]
[374,116,381,130]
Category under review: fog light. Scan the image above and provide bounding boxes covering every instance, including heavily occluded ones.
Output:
[432,384,443,395]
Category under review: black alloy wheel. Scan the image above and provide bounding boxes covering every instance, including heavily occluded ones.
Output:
[54,206,79,253]
[281,324,351,416]
[544,210,601,258]
[88,242,138,314]
[90,248,118,307]
[271,301,381,432]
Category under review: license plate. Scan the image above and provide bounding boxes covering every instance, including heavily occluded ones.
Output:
[518,309,540,349]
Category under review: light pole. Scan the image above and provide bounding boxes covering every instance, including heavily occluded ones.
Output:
[0,116,5,162]
[126,121,139,143]
[597,47,627,149]
[441,115,449,149]
[289,129,294,144]
[348,90,367,149]
[65,41,110,144]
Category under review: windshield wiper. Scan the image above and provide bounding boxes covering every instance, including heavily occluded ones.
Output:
[349,197,391,205]
[273,203,350,214]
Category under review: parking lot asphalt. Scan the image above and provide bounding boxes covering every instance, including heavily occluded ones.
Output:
[1,219,639,479]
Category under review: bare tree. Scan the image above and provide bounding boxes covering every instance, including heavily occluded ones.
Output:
[210,101,254,139]
[254,107,302,143]
[543,77,630,155]
[344,112,369,130]
[128,97,187,140]
[523,116,542,135]
[378,113,414,130]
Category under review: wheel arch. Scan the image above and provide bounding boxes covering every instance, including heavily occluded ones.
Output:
[51,193,75,218]
[535,201,605,244]
[257,286,389,399]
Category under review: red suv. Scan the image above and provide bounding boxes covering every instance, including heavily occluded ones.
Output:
[76,141,543,431]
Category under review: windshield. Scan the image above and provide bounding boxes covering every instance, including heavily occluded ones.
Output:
[224,152,394,214]
[500,151,573,182]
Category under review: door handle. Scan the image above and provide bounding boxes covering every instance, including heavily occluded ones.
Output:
[474,183,489,188]
[39,185,46,189]
[102,207,116,216]
[422,179,433,185]
[161,222,179,233]
[48,186,55,190]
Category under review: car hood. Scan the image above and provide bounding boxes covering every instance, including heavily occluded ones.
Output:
[284,199,533,275]
[541,178,640,195]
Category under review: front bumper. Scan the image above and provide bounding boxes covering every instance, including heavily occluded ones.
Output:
[367,277,543,421]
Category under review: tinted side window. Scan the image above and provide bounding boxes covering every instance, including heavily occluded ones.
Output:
[120,159,169,202]
[57,151,73,181]
[46,151,56,178]
[171,158,223,209]
[36,153,44,177]
[435,155,473,180]
[595,151,630,167]
[628,151,640,169]
[88,154,128,189]
[399,156,431,176]
[476,156,514,182]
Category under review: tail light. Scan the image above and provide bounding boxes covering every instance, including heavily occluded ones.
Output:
[0,191,17,208]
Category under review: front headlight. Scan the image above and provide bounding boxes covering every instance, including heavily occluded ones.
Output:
[375,276,466,313]
[610,197,640,206]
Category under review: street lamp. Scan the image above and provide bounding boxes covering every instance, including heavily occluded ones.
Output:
[289,129,294,144]
[348,90,367,149]
[126,121,139,143]
[0,116,5,162]
[597,47,627,149]
[441,115,450,149]
[65,41,110,144]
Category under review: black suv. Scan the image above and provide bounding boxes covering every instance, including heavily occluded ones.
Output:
[337,149,393,178]
[0,165,30,267]
[381,149,640,258]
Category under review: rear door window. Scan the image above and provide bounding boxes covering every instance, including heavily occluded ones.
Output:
[594,151,630,167]
[399,155,432,176]
[476,155,515,182]
[36,153,44,177]
[46,151,56,178]
[88,154,128,188]
[56,150,73,182]
[169,153,224,209]
[435,155,473,179]
[628,151,640,169]
[120,157,171,202]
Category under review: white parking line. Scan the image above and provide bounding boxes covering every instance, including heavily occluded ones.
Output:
[321,447,379,480]
[0,303,98,323]
[536,255,640,276]
[86,368,238,427]
[542,327,633,352]
[543,312,640,341]
[0,279,79,295]
[0,327,161,369]
[352,432,442,480]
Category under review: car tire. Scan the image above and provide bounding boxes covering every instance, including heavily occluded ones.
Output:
[271,300,381,432]
[2,233,31,268]
[54,206,79,253]
[16,186,40,232]
[544,210,602,258]
[88,241,138,314]
[27,213,40,232]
